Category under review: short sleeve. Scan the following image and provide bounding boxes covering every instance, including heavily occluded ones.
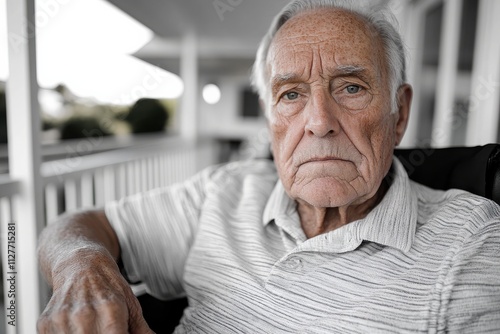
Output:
[104,165,217,300]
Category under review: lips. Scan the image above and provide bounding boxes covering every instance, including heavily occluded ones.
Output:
[300,156,348,166]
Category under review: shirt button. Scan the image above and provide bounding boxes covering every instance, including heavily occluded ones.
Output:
[285,256,303,270]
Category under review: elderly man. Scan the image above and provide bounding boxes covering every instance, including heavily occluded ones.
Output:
[38,0,500,333]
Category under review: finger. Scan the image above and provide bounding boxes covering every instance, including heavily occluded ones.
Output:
[39,304,99,334]
[98,319,130,334]
[69,307,98,334]
[95,299,130,334]
[37,314,53,334]
[38,310,70,334]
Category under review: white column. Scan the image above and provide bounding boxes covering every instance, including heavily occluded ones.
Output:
[431,0,463,147]
[5,0,45,332]
[400,1,426,148]
[179,31,199,141]
[465,0,500,146]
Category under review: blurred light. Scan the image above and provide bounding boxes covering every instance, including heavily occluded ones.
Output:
[39,88,64,117]
[203,84,221,105]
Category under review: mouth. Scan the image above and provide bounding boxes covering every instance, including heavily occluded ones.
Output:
[301,157,348,166]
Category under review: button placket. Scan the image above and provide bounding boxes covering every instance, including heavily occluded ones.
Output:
[284,256,303,270]
[265,254,307,292]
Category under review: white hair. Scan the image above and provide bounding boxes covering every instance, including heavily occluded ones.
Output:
[251,0,407,115]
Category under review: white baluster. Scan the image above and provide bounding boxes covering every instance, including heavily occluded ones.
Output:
[64,179,78,212]
[94,169,105,207]
[45,184,59,223]
[81,173,94,208]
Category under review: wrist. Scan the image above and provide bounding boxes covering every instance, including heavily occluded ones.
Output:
[51,245,119,289]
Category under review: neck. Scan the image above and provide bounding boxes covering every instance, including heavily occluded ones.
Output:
[297,179,389,239]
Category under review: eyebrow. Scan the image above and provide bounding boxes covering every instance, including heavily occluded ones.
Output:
[271,73,299,88]
[271,64,370,92]
[270,73,300,98]
[333,65,368,76]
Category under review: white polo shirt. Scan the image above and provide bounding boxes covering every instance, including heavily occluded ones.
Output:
[105,158,500,333]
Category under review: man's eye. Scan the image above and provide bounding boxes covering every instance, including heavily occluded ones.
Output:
[346,85,361,94]
[284,92,299,100]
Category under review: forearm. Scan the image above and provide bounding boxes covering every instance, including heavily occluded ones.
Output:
[38,209,120,287]
[37,210,153,333]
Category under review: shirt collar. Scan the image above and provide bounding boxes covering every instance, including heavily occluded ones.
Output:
[263,179,306,242]
[262,157,418,252]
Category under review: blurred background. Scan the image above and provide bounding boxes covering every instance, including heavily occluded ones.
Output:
[0,0,499,332]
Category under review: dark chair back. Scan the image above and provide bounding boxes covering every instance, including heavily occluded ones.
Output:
[395,144,500,204]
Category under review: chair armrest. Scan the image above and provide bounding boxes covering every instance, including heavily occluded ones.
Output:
[486,145,500,203]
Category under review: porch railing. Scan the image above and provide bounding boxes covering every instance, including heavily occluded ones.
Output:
[0,136,217,334]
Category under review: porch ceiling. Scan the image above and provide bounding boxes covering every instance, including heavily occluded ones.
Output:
[107,0,292,76]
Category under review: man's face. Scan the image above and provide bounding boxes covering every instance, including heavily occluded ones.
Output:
[267,9,409,208]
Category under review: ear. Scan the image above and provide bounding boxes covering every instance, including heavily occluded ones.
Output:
[394,84,412,146]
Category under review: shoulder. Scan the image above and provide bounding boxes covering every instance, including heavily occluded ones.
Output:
[197,159,279,215]
[412,181,500,241]
[206,159,278,187]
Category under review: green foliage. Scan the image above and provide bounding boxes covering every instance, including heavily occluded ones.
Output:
[42,115,59,131]
[0,90,51,143]
[124,98,169,134]
[0,90,175,144]
[59,116,112,140]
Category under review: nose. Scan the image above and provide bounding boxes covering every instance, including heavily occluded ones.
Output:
[304,90,340,137]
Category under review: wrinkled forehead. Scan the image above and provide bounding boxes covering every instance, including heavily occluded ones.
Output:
[267,8,386,79]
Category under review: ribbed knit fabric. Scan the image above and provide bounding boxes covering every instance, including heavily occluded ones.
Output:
[105,158,500,333]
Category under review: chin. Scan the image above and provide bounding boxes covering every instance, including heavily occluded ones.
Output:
[292,178,359,208]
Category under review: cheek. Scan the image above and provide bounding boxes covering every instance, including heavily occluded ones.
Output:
[269,115,286,155]
[361,114,396,171]
[269,113,306,186]
[269,113,304,161]
[343,112,396,173]
[369,113,397,148]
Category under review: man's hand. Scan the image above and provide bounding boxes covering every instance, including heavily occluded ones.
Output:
[37,250,153,334]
